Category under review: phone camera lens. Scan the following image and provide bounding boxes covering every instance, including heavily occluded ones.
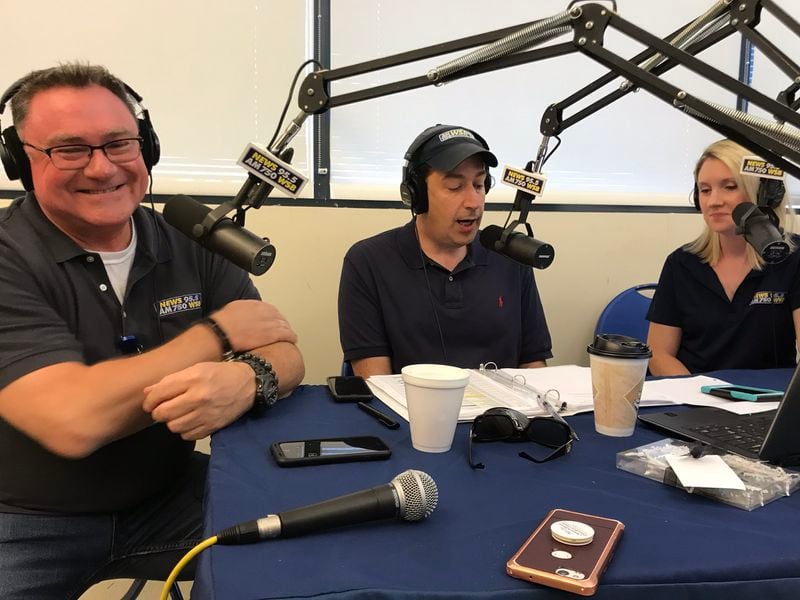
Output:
[555,568,585,580]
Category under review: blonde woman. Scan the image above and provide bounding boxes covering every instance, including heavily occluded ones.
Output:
[647,139,800,376]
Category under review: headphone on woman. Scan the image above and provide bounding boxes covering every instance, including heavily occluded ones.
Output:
[399,124,493,214]
[0,76,160,191]
[692,178,785,211]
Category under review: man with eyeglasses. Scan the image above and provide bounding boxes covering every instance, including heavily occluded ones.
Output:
[0,63,305,599]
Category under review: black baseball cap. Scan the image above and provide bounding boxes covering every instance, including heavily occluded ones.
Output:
[413,125,498,172]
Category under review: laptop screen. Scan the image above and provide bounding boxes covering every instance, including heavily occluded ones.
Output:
[760,364,800,465]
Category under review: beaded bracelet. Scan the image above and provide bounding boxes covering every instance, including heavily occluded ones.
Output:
[198,316,235,361]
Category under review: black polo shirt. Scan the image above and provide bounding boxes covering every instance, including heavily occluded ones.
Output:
[338,220,552,373]
[647,245,800,373]
[0,194,259,513]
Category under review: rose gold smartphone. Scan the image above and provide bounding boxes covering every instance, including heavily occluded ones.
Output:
[506,509,624,596]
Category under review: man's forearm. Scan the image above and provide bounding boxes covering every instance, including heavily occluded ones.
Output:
[250,341,305,398]
[0,322,225,458]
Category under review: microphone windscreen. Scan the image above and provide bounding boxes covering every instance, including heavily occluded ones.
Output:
[732,202,755,221]
[163,194,210,236]
[479,225,555,269]
[479,225,503,250]
[393,470,438,521]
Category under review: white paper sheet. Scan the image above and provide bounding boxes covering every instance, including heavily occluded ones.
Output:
[367,367,779,423]
[367,371,549,423]
[665,454,746,490]
[368,365,655,423]
[642,376,779,414]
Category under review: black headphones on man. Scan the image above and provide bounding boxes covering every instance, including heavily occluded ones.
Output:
[400,124,493,214]
[0,75,160,192]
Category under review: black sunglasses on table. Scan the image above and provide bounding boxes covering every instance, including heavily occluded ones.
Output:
[468,407,577,469]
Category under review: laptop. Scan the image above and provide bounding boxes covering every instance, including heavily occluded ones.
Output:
[638,366,800,466]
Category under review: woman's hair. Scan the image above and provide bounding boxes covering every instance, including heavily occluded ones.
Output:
[684,138,795,269]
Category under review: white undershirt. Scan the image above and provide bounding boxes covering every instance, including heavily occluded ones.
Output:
[90,221,138,304]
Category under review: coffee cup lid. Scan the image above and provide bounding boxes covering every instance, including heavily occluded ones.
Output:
[587,333,652,358]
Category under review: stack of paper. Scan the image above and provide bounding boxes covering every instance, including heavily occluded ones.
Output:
[367,365,779,423]
[369,365,600,422]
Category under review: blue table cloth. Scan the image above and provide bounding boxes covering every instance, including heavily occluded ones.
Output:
[193,369,800,599]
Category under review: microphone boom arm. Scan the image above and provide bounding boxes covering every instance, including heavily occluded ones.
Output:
[269,1,800,183]
[539,1,800,178]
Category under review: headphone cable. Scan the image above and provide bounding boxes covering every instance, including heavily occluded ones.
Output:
[413,218,448,363]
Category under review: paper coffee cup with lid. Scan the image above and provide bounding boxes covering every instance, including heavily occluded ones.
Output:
[587,334,652,437]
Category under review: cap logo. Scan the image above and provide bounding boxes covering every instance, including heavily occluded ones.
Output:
[437,128,476,143]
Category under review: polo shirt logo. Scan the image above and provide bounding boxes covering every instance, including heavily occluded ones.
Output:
[750,291,786,305]
[157,293,203,316]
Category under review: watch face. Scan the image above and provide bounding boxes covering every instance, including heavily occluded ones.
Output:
[239,353,278,410]
[255,373,278,408]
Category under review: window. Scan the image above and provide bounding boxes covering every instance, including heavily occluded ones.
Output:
[0,1,309,198]
[327,1,787,205]
[1,1,797,206]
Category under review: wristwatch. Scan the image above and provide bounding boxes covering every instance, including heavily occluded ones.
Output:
[232,352,279,412]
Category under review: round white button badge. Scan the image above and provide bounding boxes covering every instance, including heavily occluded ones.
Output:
[550,520,595,546]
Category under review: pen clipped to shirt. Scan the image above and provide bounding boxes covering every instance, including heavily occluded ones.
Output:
[357,401,400,429]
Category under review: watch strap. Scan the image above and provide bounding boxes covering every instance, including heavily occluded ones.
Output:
[232,352,279,411]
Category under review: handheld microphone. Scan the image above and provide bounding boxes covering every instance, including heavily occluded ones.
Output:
[215,469,438,545]
[163,194,276,275]
[479,225,555,269]
[732,202,790,264]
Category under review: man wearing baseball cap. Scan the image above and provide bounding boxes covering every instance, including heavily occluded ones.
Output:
[338,124,552,377]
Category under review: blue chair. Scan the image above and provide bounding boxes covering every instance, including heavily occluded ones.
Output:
[341,360,354,376]
[594,283,658,344]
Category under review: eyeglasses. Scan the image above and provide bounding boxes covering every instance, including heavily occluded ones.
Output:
[23,137,143,170]
[468,407,576,469]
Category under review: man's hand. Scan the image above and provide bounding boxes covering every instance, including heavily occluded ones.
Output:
[210,300,298,352]
[142,361,256,440]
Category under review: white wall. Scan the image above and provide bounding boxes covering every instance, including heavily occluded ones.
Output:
[236,204,700,382]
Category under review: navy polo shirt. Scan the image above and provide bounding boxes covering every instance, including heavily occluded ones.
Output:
[0,194,258,513]
[338,220,552,373]
[647,245,800,373]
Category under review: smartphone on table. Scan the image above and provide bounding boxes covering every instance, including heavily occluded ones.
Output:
[700,384,783,402]
[506,509,624,596]
[327,375,374,402]
[270,436,391,467]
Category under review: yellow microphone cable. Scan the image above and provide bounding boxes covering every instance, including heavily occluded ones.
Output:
[159,535,218,600]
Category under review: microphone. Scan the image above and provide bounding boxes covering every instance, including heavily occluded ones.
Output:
[732,202,790,264]
[214,470,438,545]
[480,225,555,269]
[163,194,276,275]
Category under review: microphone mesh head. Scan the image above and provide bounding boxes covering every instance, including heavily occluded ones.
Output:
[392,469,438,521]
